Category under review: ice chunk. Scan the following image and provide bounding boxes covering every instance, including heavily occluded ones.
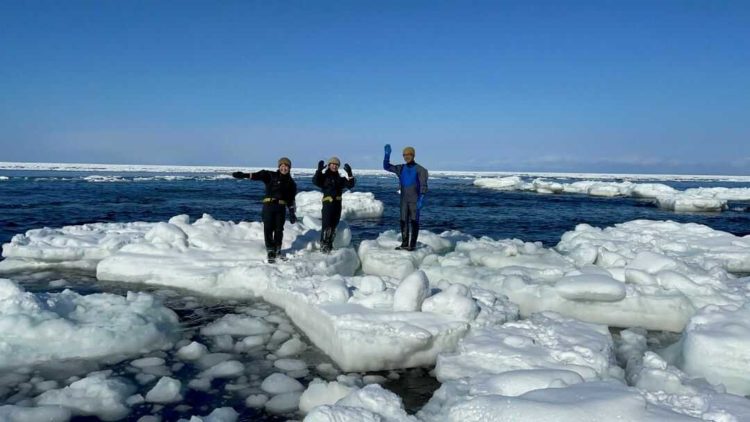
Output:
[265,392,302,414]
[0,279,178,369]
[200,315,275,337]
[145,377,182,403]
[436,312,617,382]
[299,379,356,414]
[393,271,430,312]
[0,405,71,422]
[35,372,136,421]
[0,221,154,273]
[295,191,385,220]
[177,342,209,361]
[680,303,750,395]
[554,274,627,302]
[261,373,305,395]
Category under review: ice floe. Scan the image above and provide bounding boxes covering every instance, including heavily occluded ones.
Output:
[3,214,750,420]
[0,279,178,369]
[475,176,750,212]
[295,191,385,220]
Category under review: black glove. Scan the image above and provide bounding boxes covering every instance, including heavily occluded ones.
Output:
[317,160,325,171]
[288,209,297,224]
[232,171,245,179]
[344,163,353,177]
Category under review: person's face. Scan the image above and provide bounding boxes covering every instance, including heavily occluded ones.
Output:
[328,163,339,172]
[279,164,290,174]
[403,152,414,163]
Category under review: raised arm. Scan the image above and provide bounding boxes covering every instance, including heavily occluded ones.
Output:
[312,160,325,188]
[343,163,356,189]
[383,144,398,174]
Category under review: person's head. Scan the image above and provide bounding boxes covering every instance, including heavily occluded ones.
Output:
[278,157,292,175]
[402,146,415,163]
[327,156,341,172]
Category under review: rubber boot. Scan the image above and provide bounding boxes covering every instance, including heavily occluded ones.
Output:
[267,248,276,263]
[407,221,419,251]
[395,220,409,250]
[320,228,332,253]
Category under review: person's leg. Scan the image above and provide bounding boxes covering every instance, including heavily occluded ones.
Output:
[273,205,286,255]
[407,202,419,251]
[396,200,409,250]
[262,204,276,261]
[321,202,333,252]
[328,202,342,250]
[409,220,420,251]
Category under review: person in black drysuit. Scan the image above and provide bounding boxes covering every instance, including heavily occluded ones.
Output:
[383,145,428,251]
[312,156,355,253]
[232,157,297,263]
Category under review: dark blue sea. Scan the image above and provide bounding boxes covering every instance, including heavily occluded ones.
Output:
[2,171,749,248]
[0,170,749,421]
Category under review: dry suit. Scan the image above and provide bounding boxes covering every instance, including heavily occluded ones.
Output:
[233,170,297,259]
[313,166,355,252]
[384,154,428,250]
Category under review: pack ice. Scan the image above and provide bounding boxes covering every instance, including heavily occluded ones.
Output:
[3,204,750,419]
[475,176,750,212]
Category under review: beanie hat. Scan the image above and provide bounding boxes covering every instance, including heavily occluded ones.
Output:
[278,157,292,168]
[402,146,416,156]
[328,156,341,165]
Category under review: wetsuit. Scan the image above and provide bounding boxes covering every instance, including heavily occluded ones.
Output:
[234,170,297,258]
[313,167,355,252]
[383,159,428,250]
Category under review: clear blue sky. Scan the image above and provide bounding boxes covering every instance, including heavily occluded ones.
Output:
[1,0,748,174]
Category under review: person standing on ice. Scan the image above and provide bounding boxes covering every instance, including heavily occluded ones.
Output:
[383,144,428,251]
[232,157,297,263]
[313,157,356,253]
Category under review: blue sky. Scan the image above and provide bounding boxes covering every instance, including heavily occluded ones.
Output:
[1,0,748,174]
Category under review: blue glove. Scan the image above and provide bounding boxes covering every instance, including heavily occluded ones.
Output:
[417,195,425,210]
[384,144,392,156]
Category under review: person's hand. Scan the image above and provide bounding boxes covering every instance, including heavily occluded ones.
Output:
[344,163,353,177]
[384,144,392,155]
[289,210,297,224]
[417,196,425,210]
[317,160,325,171]
[232,171,244,179]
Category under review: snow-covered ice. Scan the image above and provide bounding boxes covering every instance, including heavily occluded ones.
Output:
[295,191,385,220]
[0,279,178,369]
[434,312,620,382]
[35,371,136,421]
[0,221,154,273]
[3,212,750,420]
[475,176,750,212]
[679,303,750,396]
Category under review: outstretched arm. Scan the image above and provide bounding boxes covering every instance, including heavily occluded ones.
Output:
[232,171,250,179]
[250,170,271,183]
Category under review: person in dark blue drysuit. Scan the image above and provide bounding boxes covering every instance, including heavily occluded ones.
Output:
[313,156,356,253]
[232,157,297,263]
[383,145,428,251]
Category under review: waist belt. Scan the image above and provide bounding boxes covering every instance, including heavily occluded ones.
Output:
[322,196,343,203]
[263,198,287,205]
